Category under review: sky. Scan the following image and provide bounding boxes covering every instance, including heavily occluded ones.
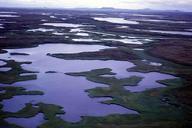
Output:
[0,0,192,11]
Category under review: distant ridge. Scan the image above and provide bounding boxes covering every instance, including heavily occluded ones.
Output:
[0,7,188,13]
[72,7,184,13]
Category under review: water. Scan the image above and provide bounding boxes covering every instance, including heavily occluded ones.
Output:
[42,23,85,28]
[0,67,11,72]
[50,15,56,18]
[148,30,192,36]
[149,62,162,66]
[72,38,100,42]
[2,73,137,122]
[0,60,6,66]
[85,30,116,36]
[135,19,188,23]
[0,12,17,14]
[41,13,51,16]
[0,90,6,94]
[131,14,162,18]
[117,26,129,29]
[187,29,192,31]
[0,43,175,123]
[27,28,54,32]
[76,33,89,36]
[41,19,47,22]
[0,23,4,28]
[1,43,136,122]
[61,18,66,20]
[102,38,143,44]
[5,113,45,128]
[70,28,83,32]
[70,28,116,36]
[4,44,110,56]
[124,72,174,92]
[0,14,19,17]
[133,48,144,51]
[52,32,66,35]
[93,17,139,24]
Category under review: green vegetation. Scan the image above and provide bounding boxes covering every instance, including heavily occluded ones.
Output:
[66,68,143,86]
[0,49,7,54]
[37,103,65,120]
[0,59,37,84]
[64,69,191,128]
[0,42,191,128]
[10,53,30,56]
[0,86,44,102]
[0,11,192,128]
[2,68,190,128]
[7,103,40,118]
[128,47,192,76]
[48,47,139,61]
[0,86,44,128]
[7,77,188,128]
[157,78,185,88]
[127,60,178,75]
[45,71,57,74]
[0,103,65,128]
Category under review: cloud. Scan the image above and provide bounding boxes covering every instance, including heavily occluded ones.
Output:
[0,0,192,11]
[0,0,146,9]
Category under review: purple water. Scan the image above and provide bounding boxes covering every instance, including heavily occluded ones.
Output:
[93,17,139,25]
[5,113,45,128]
[124,72,175,92]
[0,43,175,124]
[2,73,137,122]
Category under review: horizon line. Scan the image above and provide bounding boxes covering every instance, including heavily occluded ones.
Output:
[0,6,191,12]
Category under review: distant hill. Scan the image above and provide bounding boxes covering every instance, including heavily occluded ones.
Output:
[0,7,188,13]
[70,7,184,13]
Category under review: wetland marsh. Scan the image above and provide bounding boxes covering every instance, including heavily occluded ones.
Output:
[0,8,192,128]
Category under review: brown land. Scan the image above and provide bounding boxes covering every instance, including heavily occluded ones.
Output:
[148,40,192,66]
[48,48,139,61]
[148,40,192,107]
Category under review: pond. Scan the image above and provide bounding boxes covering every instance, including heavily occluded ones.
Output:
[27,28,54,32]
[93,17,139,24]
[72,38,100,42]
[147,30,192,36]
[102,38,143,44]
[0,43,175,123]
[5,113,45,128]
[75,32,89,36]
[0,14,19,17]
[42,23,85,28]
